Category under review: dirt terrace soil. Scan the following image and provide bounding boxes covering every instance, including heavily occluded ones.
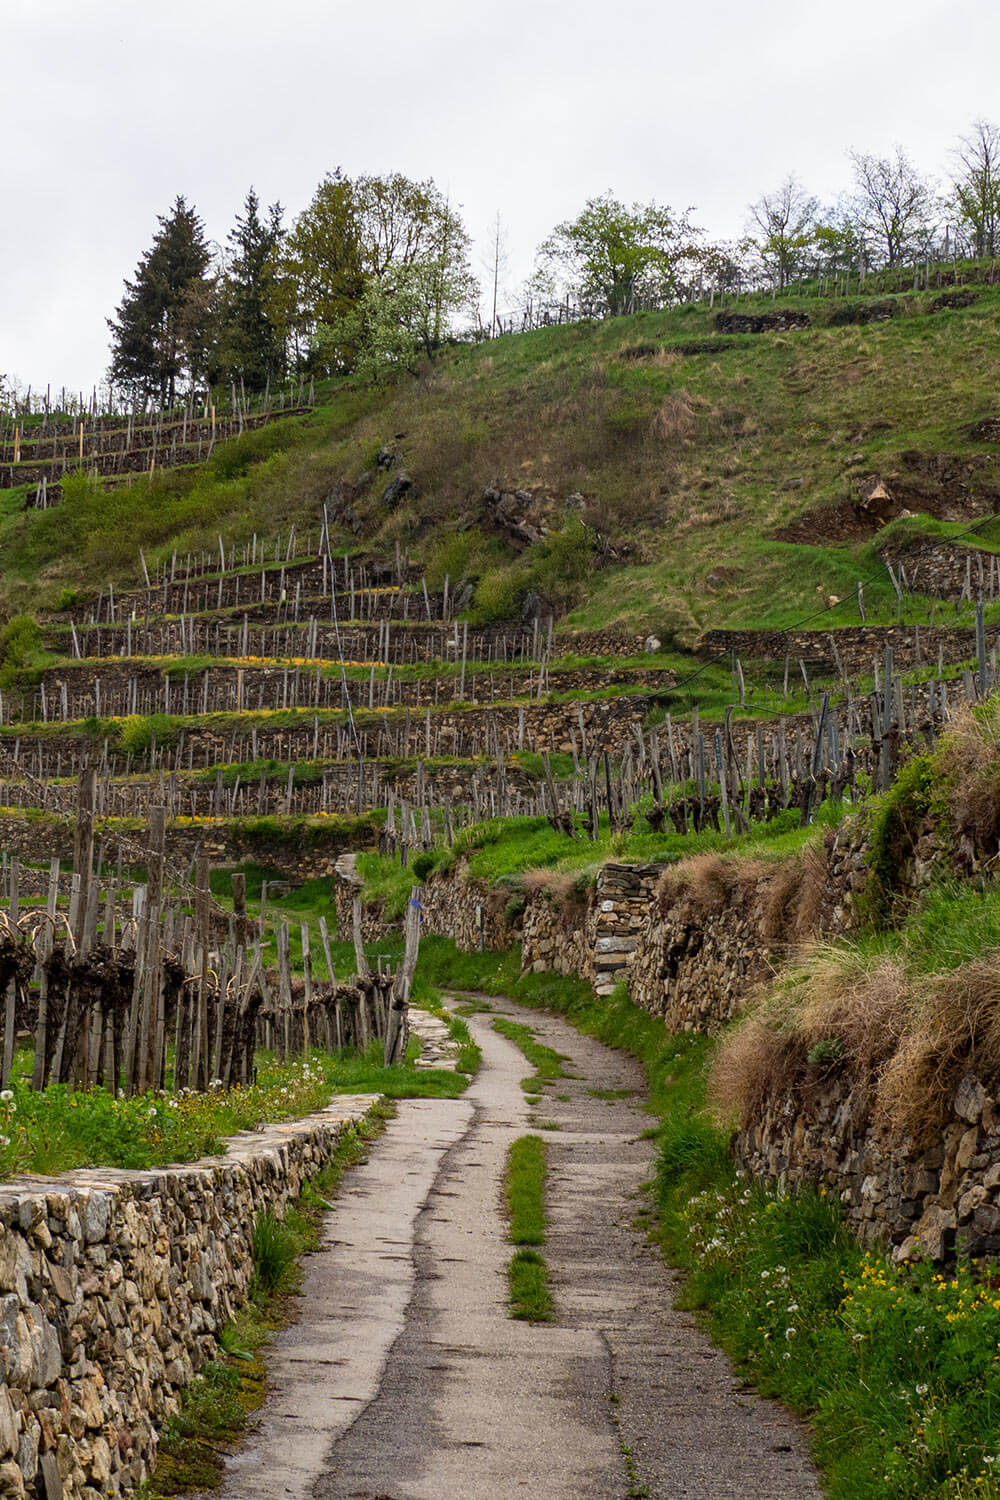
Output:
[192,998,820,1500]
[774,453,1000,546]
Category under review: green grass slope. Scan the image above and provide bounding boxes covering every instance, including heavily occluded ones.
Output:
[3,277,999,642]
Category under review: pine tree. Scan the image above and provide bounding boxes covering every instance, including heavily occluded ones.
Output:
[107,197,214,405]
[220,189,286,392]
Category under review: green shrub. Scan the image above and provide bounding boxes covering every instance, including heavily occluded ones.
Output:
[865,754,939,918]
[0,614,42,687]
[807,1037,845,1066]
[411,850,438,881]
[474,562,530,620]
[656,1114,732,1196]
[116,712,182,755]
[424,529,501,591]
[504,890,528,925]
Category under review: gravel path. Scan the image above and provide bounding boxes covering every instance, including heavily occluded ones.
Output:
[198,997,823,1500]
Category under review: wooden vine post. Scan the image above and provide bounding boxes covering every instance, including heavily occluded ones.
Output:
[384,886,422,1066]
[193,853,211,1091]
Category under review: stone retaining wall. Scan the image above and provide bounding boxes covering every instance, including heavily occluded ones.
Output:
[629,828,867,1033]
[735,1072,1000,1263]
[418,867,513,953]
[354,828,1000,1262]
[591,863,663,997]
[0,1095,376,1500]
[700,624,981,675]
[878,539,1000,600]
[332,883,391,944]
[353,839,867,1033]
[34,662,676,722]
[1,694,652,773]
[521,886,593,979]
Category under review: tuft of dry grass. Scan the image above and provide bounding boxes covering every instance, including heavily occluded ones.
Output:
[657,852,747,920]
[877,959,1000,1140]
[523,867,589,922]
[760,845,828,945]
[760,853,805,944]
[940,703,1000,857]
[712,937,1000,1144]
[710,945,912,1130]
[649,390,697,445]
[657,848,826,937]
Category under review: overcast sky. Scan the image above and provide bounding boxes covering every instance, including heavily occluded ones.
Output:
[1,0,994,394]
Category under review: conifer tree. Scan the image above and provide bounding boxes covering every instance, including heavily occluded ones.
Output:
[220,189,286,392]
[107,197,214,405]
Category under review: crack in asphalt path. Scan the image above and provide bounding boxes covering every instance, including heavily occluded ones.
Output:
[201,998,823,1500]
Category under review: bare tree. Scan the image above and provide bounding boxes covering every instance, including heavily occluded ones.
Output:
[951,119,1000,258]
[483,210,510,336]
[748,176,817,290]
[847,148,936,267]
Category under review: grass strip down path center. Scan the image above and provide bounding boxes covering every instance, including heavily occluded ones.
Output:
[504,1132,553,1323]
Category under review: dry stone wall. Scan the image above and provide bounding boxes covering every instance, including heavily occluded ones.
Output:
[35,662,676,722]
[629,828,868,1033]
[0,1095,375,1500]
[591,863,664,997]
[417,866,514,953]
[735,1071,1000,1263]
[700,623,982,675]
[521,887,593,979]
[355,824,1000,1262]
[879,539,1000,600]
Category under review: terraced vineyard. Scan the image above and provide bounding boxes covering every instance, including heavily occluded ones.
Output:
[0,386,313,501]
[4,277,1000,920]
[4,508,1000,897]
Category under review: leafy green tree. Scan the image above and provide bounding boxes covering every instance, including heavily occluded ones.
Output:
[316,248,477,385]
[951,120,1000,258]
[749,176,818,289]
[219,189,286,392]
[274,169,364,370]
[107,196,215,404]
[351,174,472,286]
[315,275,423,384]
[697,238,754,295]
[281,170,477,374]
[812,216,867,276]
[537,193,702,316]
[352,174,478,358]
[846,148,936,267]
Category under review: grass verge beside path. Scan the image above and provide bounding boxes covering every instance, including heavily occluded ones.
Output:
[145,1100,393,1497]
[421,935,1000,1500]
[505,1134,553,1323]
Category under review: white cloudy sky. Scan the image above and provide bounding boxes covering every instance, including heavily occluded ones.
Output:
[1,0,993,392]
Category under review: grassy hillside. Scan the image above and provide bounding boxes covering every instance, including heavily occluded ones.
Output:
[3,277,999,641]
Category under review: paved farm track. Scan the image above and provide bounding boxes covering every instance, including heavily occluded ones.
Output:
[198,999,821,1500]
